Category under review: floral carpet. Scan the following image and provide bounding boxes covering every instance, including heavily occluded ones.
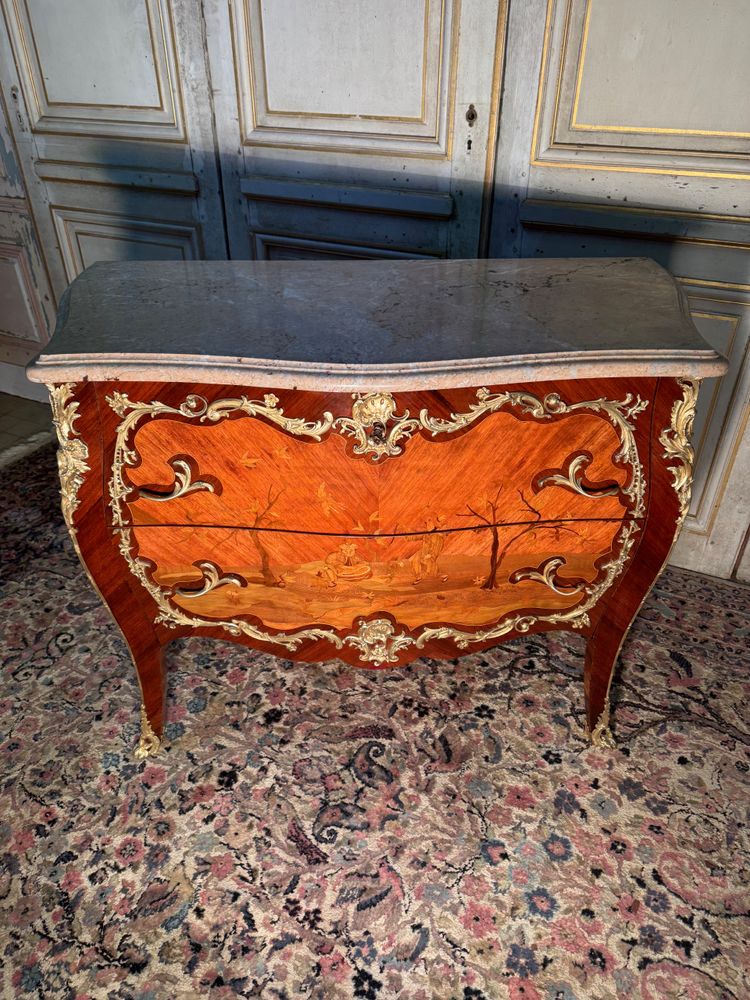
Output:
[1,444,748,1000]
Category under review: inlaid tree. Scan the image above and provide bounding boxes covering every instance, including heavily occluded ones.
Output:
[248,486,283,587]
[460,488,556,590]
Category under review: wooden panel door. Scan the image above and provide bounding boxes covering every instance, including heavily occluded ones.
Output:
[203,0,507,260]
[0,1,507,391]
[489,0,750,580]
[0,89,55,397]
[0,0,227,303]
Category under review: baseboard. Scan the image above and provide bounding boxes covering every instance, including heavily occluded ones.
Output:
[0,429,55,470]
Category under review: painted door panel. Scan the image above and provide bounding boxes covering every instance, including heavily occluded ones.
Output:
[490,0,750,578]
[203,0,506,260]
[0,0,227,302]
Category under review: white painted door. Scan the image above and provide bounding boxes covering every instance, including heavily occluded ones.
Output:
[203,0,506,260]
[0,0,227,302]
[490,0,750,580]
[0,0,506,396]
[0,94,54,394]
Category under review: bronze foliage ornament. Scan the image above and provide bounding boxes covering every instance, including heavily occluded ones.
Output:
[344,618,414,667]
[134,704,161,760]
[534,452,621,498]
[47,382,90,540]
[509,556,586,595]
[173,561,248,599]
[589,700,616,749]
[335,391,420,461]
[137,457,216,502]
[659,378,699,523]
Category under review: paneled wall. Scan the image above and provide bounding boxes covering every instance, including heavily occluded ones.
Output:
[0,0,225,312]
[0,91,54,398]
[530,0,749,184]
[491,0,750,579]
[0,0,747,578]
[205,0,506,261]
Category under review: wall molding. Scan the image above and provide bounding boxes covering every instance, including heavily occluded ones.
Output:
[529,0,750,179]
[50,206,201,280]
[230,0,459,156]
[252,231,440,261]
[519,199,750,248]
[35,160,198,194]
[241,176,453,219]
[0,0,186,141]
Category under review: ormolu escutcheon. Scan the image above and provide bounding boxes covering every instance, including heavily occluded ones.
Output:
[370,421,387,443]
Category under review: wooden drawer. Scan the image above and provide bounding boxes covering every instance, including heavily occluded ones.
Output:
[115,384,645,535]
[125,517,628,639]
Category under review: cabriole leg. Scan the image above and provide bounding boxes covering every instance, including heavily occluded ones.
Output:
[130,638,167,759]
[47,380,170,760]
[583,625,621,747]
[581,378,699,747]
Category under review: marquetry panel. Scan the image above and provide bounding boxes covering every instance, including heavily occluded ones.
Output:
[51,207,200,281]
[531,0,750,177]
[123,403,631,534]
[230,0,458,154]
[129,519,623,633]
[0,0,186,139]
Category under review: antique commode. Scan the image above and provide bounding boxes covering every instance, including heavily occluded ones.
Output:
[27,258,726,758]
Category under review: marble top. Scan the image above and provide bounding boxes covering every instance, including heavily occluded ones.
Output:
[28,257,726,389]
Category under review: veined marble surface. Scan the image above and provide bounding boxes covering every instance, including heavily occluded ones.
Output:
[28,257,727,389]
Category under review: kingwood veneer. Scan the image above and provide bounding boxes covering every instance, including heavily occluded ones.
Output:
[27,258,727,757]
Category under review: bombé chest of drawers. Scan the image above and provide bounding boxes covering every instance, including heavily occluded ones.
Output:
[27,257,726,758]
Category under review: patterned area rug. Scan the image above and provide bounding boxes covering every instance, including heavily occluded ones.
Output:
[1,445,749,1000]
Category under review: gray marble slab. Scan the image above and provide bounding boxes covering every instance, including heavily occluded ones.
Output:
[28,257,726,389]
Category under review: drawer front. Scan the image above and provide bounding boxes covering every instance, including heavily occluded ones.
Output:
[110,384,647,534]
[119,516,633,662]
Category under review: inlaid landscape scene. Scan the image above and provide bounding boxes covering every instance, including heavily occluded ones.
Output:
[133,516,623,632]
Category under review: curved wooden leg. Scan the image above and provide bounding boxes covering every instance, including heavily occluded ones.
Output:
[581,377,698,746]
[72,538,168,759]
[75,555,167,759]
[129,636,167,759]
[77,538,168,759]
[80,539,168,759]
[584,624,621,747]
[49,381,176,759]
[89,581,167,759]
